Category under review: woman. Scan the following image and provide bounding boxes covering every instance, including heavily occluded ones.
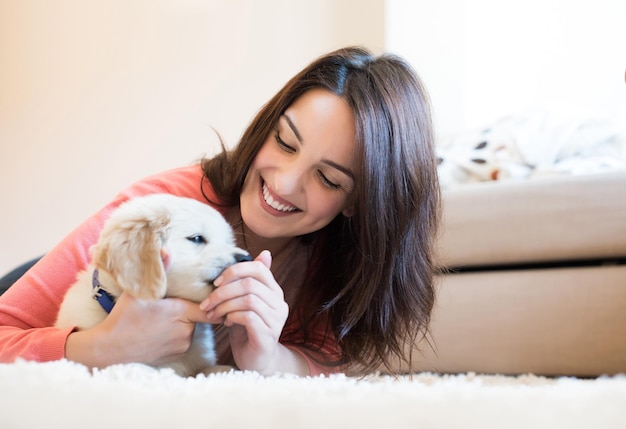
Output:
[0,46,440,376]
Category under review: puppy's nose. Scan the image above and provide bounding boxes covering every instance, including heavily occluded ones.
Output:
[235,252,253,263]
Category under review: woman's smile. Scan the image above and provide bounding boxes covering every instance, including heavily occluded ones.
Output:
[260,180,301,215]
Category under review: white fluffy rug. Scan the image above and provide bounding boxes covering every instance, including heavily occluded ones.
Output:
[1,360,625,429]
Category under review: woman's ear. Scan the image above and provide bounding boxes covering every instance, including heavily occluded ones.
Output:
[342,205,355,217]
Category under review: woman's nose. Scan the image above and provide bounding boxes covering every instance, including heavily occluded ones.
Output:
[273,162,304,195]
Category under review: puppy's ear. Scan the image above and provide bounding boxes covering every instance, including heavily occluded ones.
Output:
[93,205,170,300]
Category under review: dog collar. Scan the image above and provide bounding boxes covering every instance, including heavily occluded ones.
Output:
[92,269,116,314]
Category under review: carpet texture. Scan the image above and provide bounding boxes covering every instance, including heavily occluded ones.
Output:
[1,359,624,429]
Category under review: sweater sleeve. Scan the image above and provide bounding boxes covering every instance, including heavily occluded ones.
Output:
[281,313,345,376]
[0,164,208,363]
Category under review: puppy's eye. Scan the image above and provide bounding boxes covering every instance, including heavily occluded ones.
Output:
[186,235,207,245]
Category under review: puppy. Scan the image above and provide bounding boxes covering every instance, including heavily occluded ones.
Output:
[55,193,251,376]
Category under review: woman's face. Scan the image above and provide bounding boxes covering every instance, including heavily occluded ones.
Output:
[240,88,356,240]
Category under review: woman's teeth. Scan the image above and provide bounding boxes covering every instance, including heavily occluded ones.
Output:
[263,184,298,212]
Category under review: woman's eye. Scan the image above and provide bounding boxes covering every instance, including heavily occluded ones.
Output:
[318,171,341,190]
[275,132,295,153]
[186,235,207,245]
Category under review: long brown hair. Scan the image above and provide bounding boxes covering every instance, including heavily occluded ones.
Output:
[202,46,440,373]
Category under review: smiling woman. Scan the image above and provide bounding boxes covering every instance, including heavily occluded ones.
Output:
[0,47,440,377]
[203,47,440,374]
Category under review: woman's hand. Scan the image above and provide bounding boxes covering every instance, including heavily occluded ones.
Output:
[199,250,307,375]
[65,293,207,368]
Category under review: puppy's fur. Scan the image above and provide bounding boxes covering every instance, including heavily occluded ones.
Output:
[55,194,250,376]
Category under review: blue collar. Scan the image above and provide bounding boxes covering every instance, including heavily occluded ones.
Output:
[92,269,116,314]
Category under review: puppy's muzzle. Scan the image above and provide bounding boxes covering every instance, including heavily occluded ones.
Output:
[206,251,253,287]
[234,252,253,263]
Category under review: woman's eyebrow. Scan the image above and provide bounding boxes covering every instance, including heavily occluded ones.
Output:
[282,114,355,181]
[323,160,355,180]
[282,114,303,143]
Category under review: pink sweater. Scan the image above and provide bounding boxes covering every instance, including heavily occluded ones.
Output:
[0,164,336,375]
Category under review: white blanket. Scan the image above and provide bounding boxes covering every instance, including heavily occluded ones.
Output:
[1,359,625,429]
[437,109,626,187]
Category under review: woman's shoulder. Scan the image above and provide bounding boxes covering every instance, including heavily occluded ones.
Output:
[118,163,217,204]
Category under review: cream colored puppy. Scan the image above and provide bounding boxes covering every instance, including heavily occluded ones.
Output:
[55,193,251,376]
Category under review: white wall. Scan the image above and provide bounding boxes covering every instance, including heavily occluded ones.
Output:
[0,0,384,274]
[6,0,622,275]
[386,0,626,137]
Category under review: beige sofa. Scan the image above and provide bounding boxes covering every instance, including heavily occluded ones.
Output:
[408,171,626,377]
[2,171,623,378]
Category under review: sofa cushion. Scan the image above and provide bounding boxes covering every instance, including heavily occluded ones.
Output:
[437,171,626,268]
[404,264,626,376]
